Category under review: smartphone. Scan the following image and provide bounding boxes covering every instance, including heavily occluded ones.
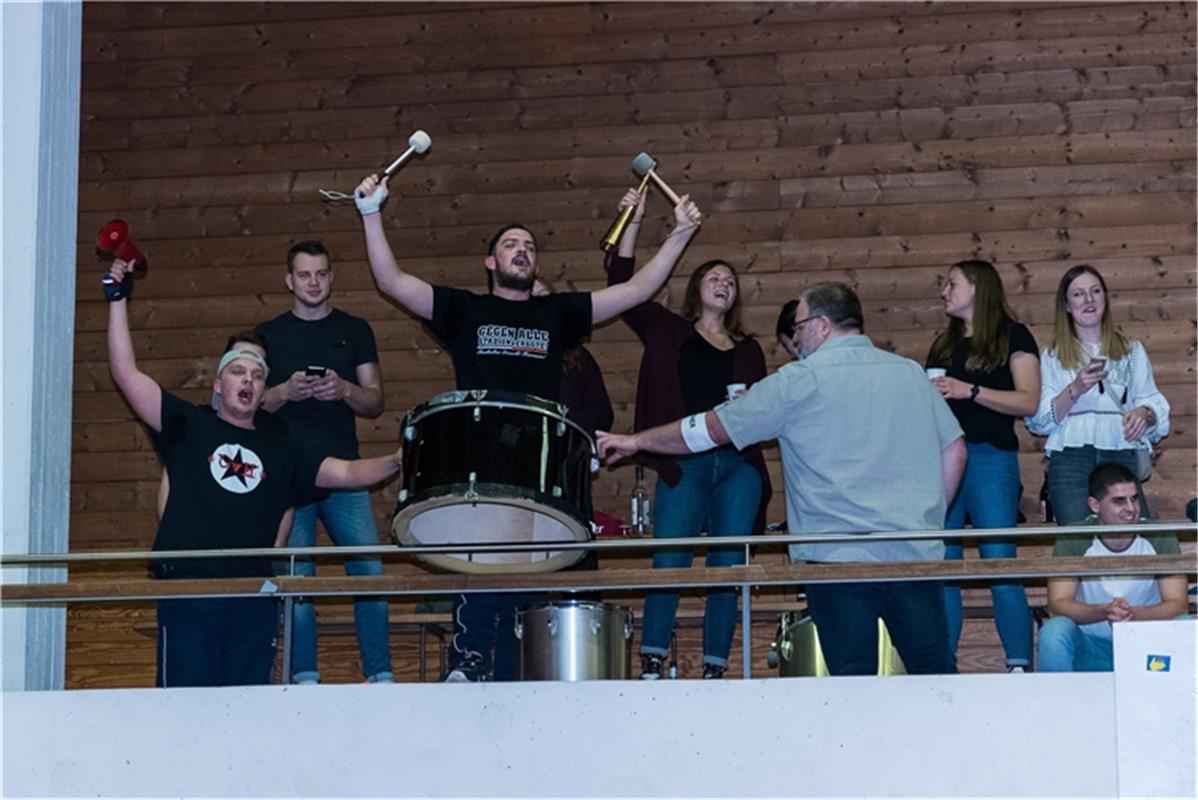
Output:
[1089,357,1107,394]
[305,366,327,377]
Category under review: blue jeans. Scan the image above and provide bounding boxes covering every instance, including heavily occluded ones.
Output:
[640,449,762,668]
[287,490,392,683]
[1048,446,1148,526]
[1038,617,1113,672]
[805,580,957,675]
[943,443,1031,667]
[156,597,278,687]
[451,591,546,681]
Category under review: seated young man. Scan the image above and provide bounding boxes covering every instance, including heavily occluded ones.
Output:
[1039,463,1188,672]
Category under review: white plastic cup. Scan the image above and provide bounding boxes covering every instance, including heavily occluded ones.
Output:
[726,383,747,400]
[926,368,946,380]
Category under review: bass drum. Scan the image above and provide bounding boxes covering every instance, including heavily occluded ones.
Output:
[515,601,633,681]
[769,611,906,677]
[392,390,596,573]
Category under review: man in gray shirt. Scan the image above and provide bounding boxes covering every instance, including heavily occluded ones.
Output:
[598,282,966,675]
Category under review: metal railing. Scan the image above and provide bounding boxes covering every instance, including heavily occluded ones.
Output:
[3,522,1195,681]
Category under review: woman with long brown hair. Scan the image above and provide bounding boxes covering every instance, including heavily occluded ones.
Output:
[606,190,769,680]
[926,259,1040,671]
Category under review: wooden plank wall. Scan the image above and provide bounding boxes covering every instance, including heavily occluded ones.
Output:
[69,2,1196,687]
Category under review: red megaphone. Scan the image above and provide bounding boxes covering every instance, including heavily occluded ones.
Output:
[97,219,147,273]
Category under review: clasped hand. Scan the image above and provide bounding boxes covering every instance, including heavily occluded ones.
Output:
[1105,597,1134,623]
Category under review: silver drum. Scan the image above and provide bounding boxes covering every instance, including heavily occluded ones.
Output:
[769,611,906,677]
[515,601,633,681]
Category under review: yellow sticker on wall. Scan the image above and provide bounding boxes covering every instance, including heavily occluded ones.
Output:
[1146,655,1171,672]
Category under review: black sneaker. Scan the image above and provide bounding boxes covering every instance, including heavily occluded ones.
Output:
[444,652,489,683]
[640,654,663,680]
[702,663,726,680]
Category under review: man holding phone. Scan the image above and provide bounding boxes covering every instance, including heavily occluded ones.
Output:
[257,240,393,685]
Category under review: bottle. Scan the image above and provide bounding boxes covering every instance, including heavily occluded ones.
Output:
[1039,477,1052,523]
[630,464,651,536]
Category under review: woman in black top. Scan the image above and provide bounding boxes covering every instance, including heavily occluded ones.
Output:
[607,192,767,679]
[926,260,1041,671]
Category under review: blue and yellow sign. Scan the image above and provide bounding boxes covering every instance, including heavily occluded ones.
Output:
[1145,654,1171,672]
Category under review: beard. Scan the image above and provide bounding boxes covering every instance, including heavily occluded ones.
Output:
[494,265,535,292]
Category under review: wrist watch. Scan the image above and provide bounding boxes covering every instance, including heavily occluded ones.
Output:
[969,384,980,401]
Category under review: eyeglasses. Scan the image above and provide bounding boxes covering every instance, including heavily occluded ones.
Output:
[792,315,822,332]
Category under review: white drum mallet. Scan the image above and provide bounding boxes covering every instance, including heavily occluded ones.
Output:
[319,129,432,201]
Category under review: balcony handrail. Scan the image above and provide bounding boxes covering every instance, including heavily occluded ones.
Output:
[4,521,1193,682]
[3,521,1194,566]
[1,554,1194,607]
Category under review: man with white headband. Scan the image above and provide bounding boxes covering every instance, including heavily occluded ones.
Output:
[155,331,289,522]
[598,282,967,676]
[256,240,393,687]
[217,347,268,377]
[104,258,402,689]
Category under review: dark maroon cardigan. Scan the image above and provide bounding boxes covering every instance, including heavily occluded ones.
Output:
[606,254,772,532]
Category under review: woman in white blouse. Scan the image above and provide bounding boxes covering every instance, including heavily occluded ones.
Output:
[1026,265,1170,524]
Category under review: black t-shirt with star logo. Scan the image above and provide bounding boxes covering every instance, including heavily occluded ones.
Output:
[426,287,592,400]
[151,390,324,578]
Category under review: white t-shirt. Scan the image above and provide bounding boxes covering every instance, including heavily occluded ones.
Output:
[1074,535,1163,640]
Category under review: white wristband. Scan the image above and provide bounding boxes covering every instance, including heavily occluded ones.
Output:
[680,413,717,453]
[355,183,388,216]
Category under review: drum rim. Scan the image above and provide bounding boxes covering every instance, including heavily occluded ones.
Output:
[404,550,586,574]
[393,485,593,539]
[518,600,631,616]
[403,390,595,446]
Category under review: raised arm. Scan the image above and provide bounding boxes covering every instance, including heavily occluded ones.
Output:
[603,190,664,340]
[356,174,435,320]
[106,259,163,432]
[590,195,701,325]
[616,187,646,258]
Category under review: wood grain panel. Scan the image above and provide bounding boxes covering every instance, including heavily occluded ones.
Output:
[67,1,1197,689]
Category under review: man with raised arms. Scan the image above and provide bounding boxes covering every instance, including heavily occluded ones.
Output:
[354,174,702,682]
[105,258,402,688]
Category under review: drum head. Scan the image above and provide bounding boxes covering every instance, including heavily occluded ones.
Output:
[392,488,590,574]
